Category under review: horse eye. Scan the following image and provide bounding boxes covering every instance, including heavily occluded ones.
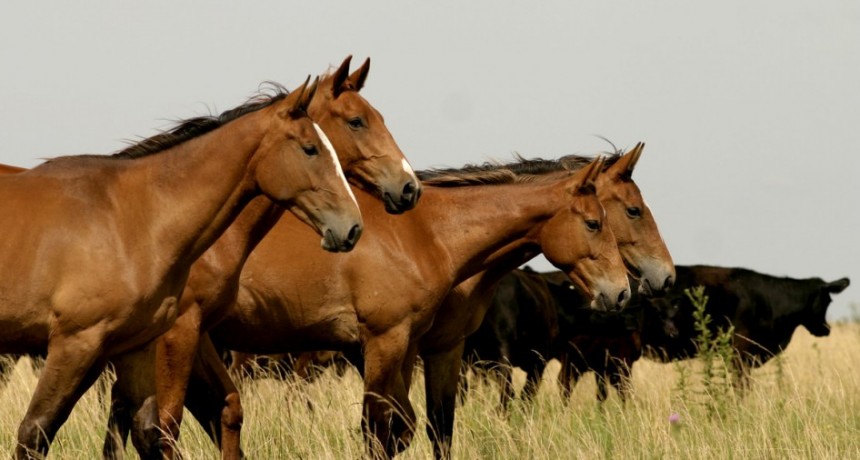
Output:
[302,145,319,156]
[348,117,364,130]
[626,207,642,219]
[585,219,601,232]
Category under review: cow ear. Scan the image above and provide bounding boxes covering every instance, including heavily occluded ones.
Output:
[825,278,850,294]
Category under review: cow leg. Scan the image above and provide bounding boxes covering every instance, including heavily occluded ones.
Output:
[17,333,107,459]
[732,354,753,394]
[0,354,20,390]
[519,354,546,404]
[595,373,609,403]
[557,353,581,402]
[455,360,469,406]
[609,360,633,404]
[491,363,515,412]
[362,325,415,459]
[423,342,465,460]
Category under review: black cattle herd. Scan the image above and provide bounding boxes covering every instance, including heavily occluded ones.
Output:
[463,264,850,403]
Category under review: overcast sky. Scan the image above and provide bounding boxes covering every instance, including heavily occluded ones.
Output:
[1,2,858,318]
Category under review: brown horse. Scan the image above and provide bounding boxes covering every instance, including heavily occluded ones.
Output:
[417,143,675,458]
[178,155,631,458]
[0,76,363,458]
[0,164,25,174]
[99,55,422,460]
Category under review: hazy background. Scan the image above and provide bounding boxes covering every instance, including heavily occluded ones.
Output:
[1,2,857,318]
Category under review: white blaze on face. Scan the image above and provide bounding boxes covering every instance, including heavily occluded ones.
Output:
[402,158,417,181]
[314,123,357,206]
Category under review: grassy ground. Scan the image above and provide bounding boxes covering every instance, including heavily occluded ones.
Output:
[3,323,860,459]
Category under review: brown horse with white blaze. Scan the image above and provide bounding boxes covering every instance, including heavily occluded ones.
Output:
[98,55,422,460]
[418,143,675,458]
[0,76,363,459]
[182,155,630,458]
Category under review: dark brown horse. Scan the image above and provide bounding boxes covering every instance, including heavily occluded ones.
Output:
[177,155,630,458]
[0,76,363,458]
[416,144,674,458]
[98,56,422,460]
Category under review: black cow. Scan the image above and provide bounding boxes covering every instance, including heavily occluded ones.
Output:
[641,265,850,388]
[555,300,679,403]
[463,267,676,406]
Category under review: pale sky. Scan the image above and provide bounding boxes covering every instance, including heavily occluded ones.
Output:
[1,2,858,318]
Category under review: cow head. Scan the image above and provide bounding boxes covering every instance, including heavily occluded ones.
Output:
[803,277,850,336]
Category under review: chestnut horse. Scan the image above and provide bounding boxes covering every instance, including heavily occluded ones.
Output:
[220,144,674,459]
[179,155,630,458]
[100,56,421,459]
[417,143,674,458]
[0,77,363,458]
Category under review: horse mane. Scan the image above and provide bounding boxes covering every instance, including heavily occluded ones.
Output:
[417,150,622,187]
[39,83,290,166]
[111,82,290,159]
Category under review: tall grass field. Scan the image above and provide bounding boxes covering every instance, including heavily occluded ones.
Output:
[3,322,860,459]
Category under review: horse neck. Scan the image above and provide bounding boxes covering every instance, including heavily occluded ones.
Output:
[119,109,267,264]
[193,196,284,279]
[416,180,564,286]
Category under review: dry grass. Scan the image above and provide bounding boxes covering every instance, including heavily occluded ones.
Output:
[3,323,860,459]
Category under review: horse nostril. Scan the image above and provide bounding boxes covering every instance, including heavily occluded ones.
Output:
[402,181,417,197]
[347,224,362,244]
[617,289,628,308]
[663,275,674,291]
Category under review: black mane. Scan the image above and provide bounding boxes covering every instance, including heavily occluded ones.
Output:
[110,82,289,159]
[417,152,621,187]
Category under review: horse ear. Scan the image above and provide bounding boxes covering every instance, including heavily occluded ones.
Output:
[825,277,850,294]
[347,57,370,92]
[331,55,353,98]
[299,76,320,113]
[283,75,312,118]
[605,142,644,180]
[571,156,605,194]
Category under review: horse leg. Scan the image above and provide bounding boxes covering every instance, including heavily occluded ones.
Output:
[185,335,245,460]
[106,344,162,460]
[227,351,258,380]
[178,335,244,460]
[422,342,465,460]
[17,333,106,459]
[155,307,203,459]
[361,326,415,459]
[103,373,134,460]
